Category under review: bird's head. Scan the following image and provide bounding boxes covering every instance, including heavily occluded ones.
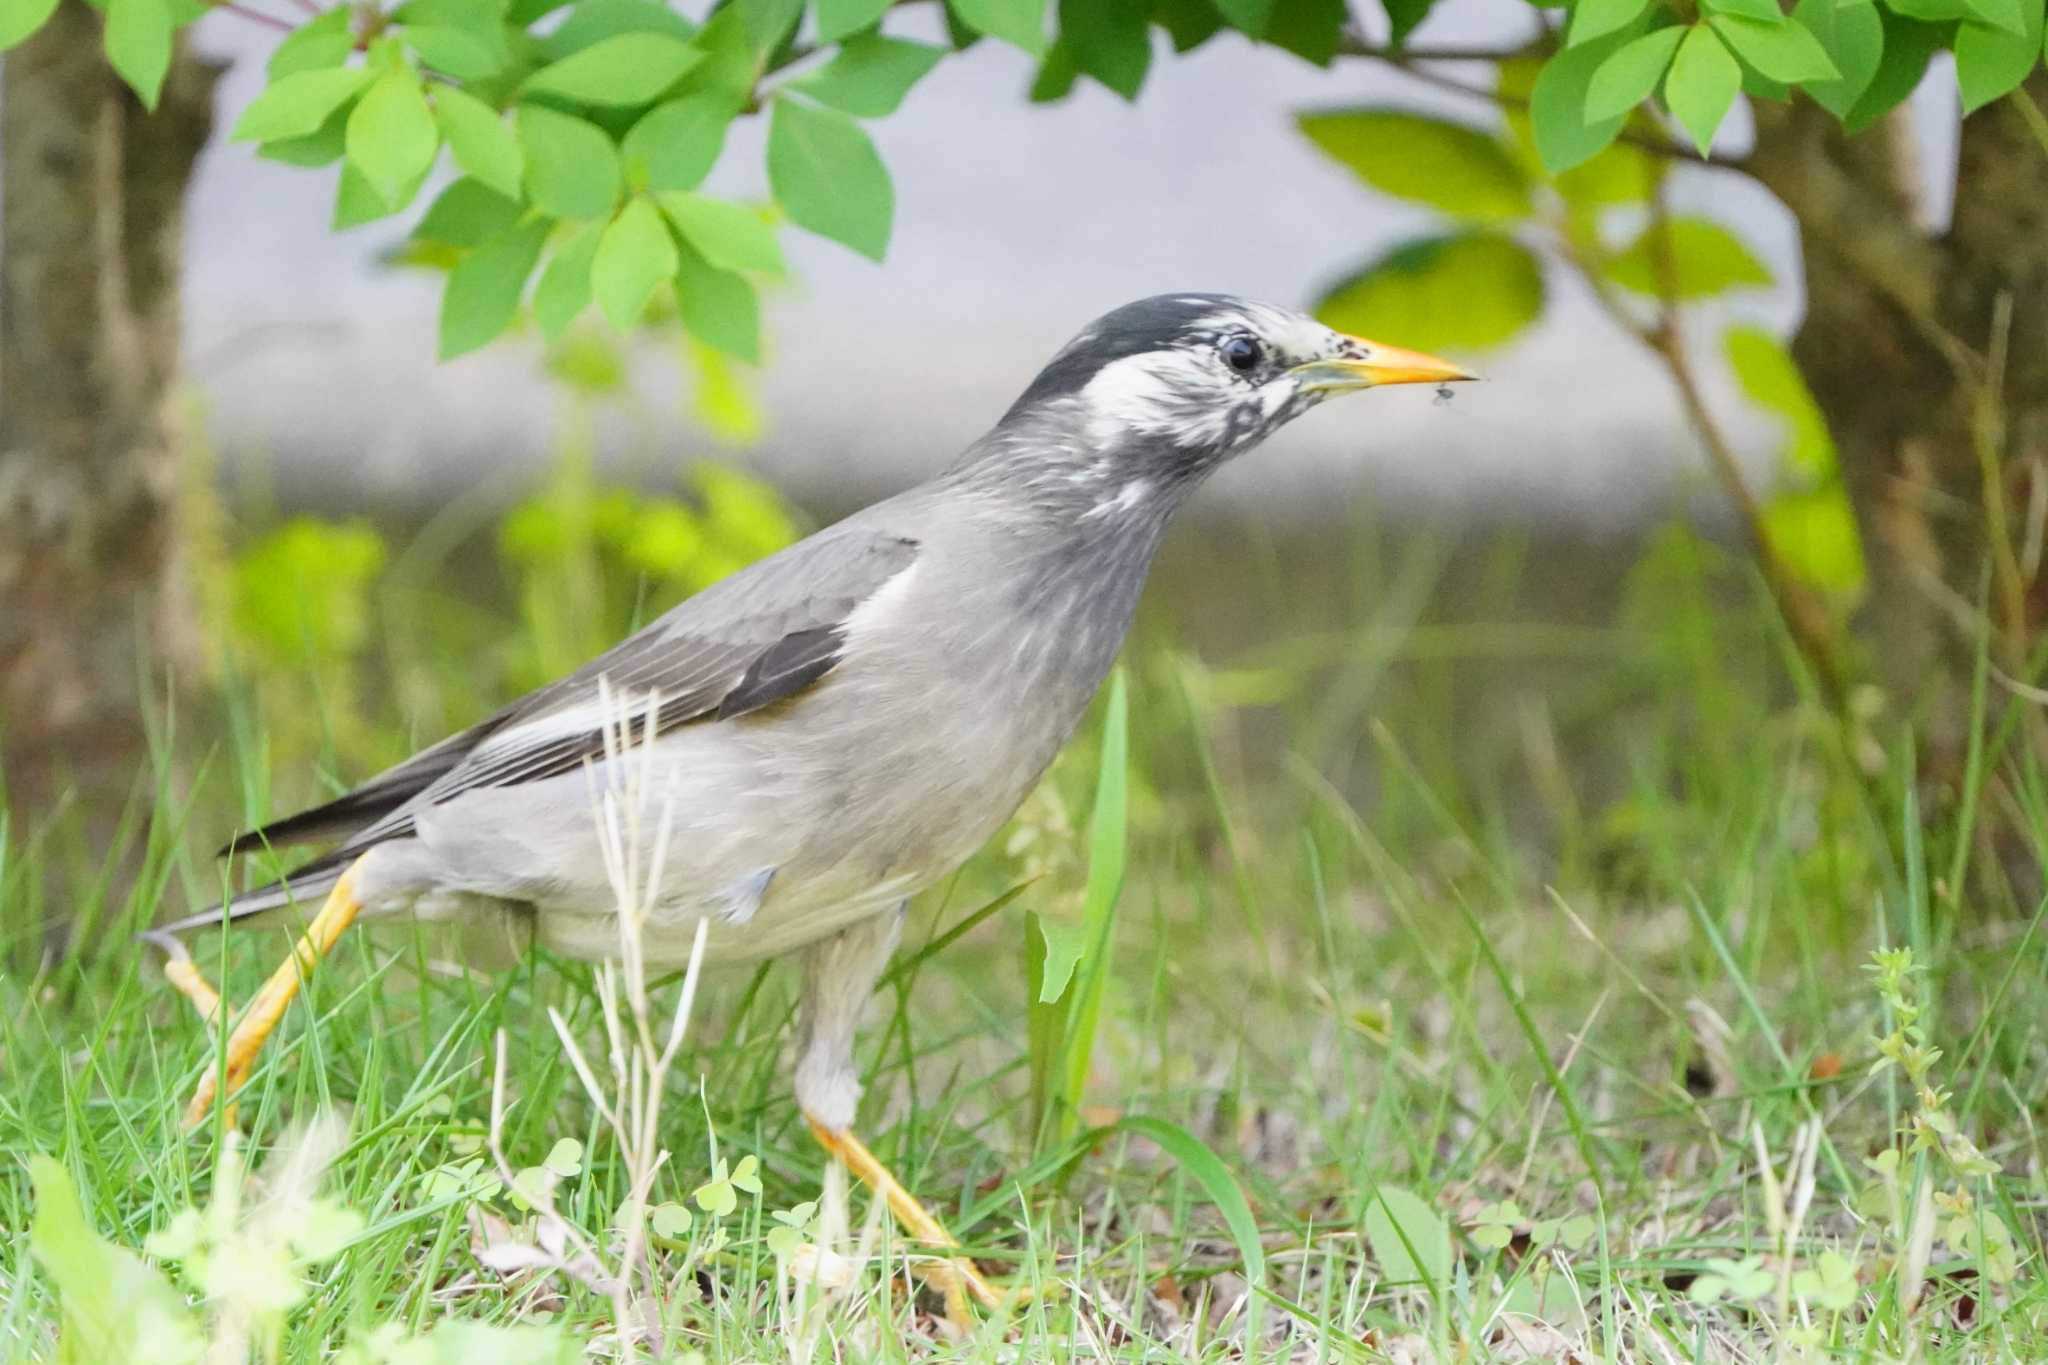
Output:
[997,294,1475,497]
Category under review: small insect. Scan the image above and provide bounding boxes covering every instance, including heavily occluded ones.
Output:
[1433,384,1457,406]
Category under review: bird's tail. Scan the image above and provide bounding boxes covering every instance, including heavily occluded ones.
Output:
[148,849,356,940]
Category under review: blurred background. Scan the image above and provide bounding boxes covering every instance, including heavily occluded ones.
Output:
[1,0,2037,913]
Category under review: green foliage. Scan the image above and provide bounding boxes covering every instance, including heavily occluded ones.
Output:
[1727,326,1867,597]
[1297,108,1534,222]
[1298,96,1865,603]
[230,518,389,668]
[104,0,174,109]
[1027,670,1129,1148]
[1603,216,1771,297]
[1315,231,1545,354]
[592,197,679,328]
[13,0,2033,381]
[766,98,895,261]
[791,33,948,116]
[1664,24,1743,154]
[29,1157,199,1364]
[1364,1186,1453,1286]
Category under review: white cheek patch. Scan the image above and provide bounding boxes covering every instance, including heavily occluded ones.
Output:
[1259,375,1302,420]
[1079,350,1235,449]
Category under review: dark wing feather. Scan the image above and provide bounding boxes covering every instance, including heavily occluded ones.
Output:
[187,525,920,931]
[715,626,845,720]
[215,713,517,856]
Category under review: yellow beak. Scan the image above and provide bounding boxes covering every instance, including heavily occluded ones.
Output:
[1290,335,1478,392]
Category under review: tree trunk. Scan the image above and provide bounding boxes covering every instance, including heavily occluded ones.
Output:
[1749,74,2048,746]
[0,5,217,869]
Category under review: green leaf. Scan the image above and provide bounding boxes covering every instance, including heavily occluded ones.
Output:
[592,198,678,329]
[1707,14,1840,80]
[267,6,353,76]
[1794,0,1886,117]
[440,218,550,358]
[1030,38,1081,99]
[1365,1187,1453,1286]
[622,94,734,191]
[1059,0,1152,97]
[1056,670,1130,1122]
[518,104,622,218]
[435,87,524,199]
[1844,10,1939,128]
[1530,23,1646,171]
[533,224,602,341]
[1500,52,1661,203]
[30,1157,201,1364]
[1111,1117,1267,1300]
[655,193,785,274]
[1956,0,2042,111]
[540,0,695,58]
[1663,24,1741,154]
[1962,0,2028,33]
[105,0,173,109]
[1585,26,1685,121]
[791,33,946,117]
[1382,0,1437,44]
[334,159,429,227]
[416,177,524,246]
[948,0,1048,54]
[1315,231,1544,353]
[1701,0,1784,19]
[1884,0,1971,20]
[523,32,703,105]
[259,109,350,168]
[1264,0,1346,62]
[1297,109,1532,221]
[543,1137,585,1178]
[680,5,765,100]
[347,71,441,206]
[766,97,893,259]
[1155,0,1225,47]
[1213,0,1277,38]
[403,23,509,79]
[1032,912,1092,1005]
[673,240,761,361]
[0,0,61,50]
[739,0,805,56]
[1570,0,1652,48]
[232,66,375,142]
[816,0,892,41]
[1726,326,1866,597]
[1605,217,1770,296]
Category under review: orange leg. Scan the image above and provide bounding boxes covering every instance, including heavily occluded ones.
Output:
[807,1116,1010,1326]
[182,859,367,1128]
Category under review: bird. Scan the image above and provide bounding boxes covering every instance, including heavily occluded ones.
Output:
[155,293,1472,1314]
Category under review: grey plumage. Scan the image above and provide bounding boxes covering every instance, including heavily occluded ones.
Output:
[164,294,1471,1132]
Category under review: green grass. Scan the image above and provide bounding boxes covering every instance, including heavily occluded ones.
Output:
[5,514,2048,1362]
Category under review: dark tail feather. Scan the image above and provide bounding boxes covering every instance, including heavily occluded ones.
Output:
[153,847,360,938]
[214,788,405,859]
[213,712,509,859]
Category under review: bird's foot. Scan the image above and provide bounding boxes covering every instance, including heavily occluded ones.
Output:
[177,861,368,1129]
[806,1116,1024,1329]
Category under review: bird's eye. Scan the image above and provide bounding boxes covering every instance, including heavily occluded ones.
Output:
[1221,336,1262,375]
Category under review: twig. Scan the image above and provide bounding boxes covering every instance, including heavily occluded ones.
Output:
[1568,181,1856,714]
[212,1,295,31]
[1653,191,1850,711]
